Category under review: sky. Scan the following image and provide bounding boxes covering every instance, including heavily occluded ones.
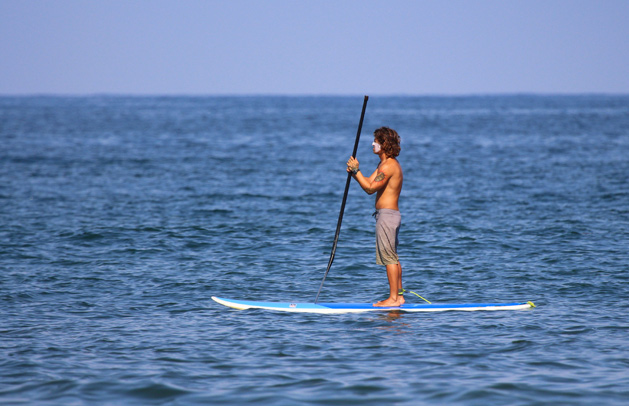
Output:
[1,0,628,95]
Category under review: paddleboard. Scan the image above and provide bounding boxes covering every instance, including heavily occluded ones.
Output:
[212,296,535,314]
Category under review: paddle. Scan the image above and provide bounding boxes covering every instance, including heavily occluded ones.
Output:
[315,95,369,303]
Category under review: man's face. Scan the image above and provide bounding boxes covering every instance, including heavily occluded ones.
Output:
[372,139,382,154]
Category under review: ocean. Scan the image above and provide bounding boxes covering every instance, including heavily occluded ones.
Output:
[1,95,628,405]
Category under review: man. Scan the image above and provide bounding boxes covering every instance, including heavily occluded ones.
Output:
[346,127,404,307]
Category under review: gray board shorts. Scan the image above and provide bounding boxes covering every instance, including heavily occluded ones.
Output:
[374,208,401,266]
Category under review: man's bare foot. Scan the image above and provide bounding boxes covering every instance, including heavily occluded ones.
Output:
[373,297,403,307]
[399,295,405,305]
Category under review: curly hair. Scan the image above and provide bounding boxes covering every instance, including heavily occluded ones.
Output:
[374,127,401,158]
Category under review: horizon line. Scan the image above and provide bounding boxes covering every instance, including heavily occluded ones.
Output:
[2,91,629,98]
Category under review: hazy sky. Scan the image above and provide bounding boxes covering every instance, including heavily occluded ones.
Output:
[1,0,628,95]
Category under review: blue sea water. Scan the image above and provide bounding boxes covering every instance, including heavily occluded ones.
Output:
[1,95,628,405]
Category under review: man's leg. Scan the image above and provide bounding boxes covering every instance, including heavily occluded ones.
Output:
[374,262,403,307]
[374,209,403,307]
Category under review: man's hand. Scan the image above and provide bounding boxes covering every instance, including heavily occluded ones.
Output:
[347,157,360,175]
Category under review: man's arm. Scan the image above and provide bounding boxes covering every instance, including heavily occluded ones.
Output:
[347,157,391,195]
[353,169,389,195]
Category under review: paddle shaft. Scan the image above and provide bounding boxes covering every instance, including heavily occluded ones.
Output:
[315,95,369,303]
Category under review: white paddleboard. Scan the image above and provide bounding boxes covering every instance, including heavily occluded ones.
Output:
[212,296,535,314]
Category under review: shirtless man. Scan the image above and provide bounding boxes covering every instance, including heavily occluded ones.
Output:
[346,127,404,307]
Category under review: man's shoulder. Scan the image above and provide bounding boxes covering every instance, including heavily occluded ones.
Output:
[381,158,402,172]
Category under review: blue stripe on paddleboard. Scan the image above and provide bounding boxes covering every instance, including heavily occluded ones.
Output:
[319,302,527,309]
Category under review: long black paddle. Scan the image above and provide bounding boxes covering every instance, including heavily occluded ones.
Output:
[315,95,369,303]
